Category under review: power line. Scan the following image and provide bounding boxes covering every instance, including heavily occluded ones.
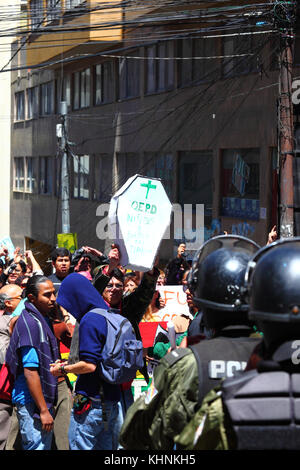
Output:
[7,1,284,245]
[63,33,275,234]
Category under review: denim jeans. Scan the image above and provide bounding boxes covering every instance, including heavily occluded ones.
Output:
[113,401,124,450]
[68,399,119,450]
[16,402,54,450]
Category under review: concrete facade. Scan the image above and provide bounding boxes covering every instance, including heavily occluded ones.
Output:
[0,0,24,242]
[9,1,300,264]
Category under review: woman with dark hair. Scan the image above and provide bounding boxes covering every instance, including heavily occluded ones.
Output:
[5,275,60,450]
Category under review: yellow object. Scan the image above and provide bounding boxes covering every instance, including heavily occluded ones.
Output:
[61,352,77,385]
[57,233,78,253]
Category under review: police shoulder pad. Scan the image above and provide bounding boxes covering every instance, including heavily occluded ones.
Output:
[162,348,192,367]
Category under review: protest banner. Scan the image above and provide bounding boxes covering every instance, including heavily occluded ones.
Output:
[108,174,172,271]
[156,285,193,321]
[57,233,78,253]
[0,236,15,259]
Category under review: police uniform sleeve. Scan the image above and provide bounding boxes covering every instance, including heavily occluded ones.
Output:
[148,350,199,449]
[175,385,231,450]
[120,347,196,450]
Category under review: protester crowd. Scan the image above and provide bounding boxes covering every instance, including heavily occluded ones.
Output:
[1,224,299,451]
[0,238,194,450]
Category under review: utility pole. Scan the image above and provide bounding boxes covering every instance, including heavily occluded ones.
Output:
[276,1,296,238]
[60,101,70,234]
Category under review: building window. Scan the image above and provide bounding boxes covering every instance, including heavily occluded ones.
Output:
[222,33,259,78]
[146,41,174,94]
[57,75,71,112]
[65,0,85,10]
[25,157,38,193]
[80,68,90,108]
[178,151,213,243]
[117,153,140,190]
[27,86,39,119]
[146,45,156,94]
[119,51,140,100]
[62,75,71,108]
[179,151,213,205]
[178,37,218,87]
[40,81,54,115]
[94,154,112,202]
[294,36,300,66]
[94,62,114,105]
[39,157,53,195]
[30,0,44,30]
[73,155,90,199]
[178,38,193,85]
[15,91,25,121]
[47,0,61,22]
[193,37,218,83]
[144,152,174,200]
[73,72,80,110]
[73,68,90,109]
[14,157,25,191]
[221,148,260,220]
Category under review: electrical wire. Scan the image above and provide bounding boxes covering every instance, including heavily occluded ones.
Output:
[0,0,275,73]
[63,32,277,234]
[7,0,295,244]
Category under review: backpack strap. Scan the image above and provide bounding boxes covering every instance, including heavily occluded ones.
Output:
[90,307,114,319]
[87,308,113,424]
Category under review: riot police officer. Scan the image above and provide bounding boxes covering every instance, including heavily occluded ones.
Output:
[181,237,300,450]
[120,235,262,450]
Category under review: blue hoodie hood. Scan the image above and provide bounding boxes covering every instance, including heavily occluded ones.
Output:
[56,272,108,322]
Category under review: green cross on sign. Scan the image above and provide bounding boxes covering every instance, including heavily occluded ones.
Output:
[141,180,157,199]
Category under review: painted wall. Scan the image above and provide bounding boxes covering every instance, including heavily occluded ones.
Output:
[0,0,22,241]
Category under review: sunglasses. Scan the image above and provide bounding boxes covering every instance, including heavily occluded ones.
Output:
[106,283,123,290]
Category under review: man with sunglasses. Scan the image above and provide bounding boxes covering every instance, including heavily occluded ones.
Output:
[0,284,23,450]
[0,285,23,319]
[101,273,125,309]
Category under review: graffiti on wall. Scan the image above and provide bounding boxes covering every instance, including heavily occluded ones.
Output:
[205,219,256,240]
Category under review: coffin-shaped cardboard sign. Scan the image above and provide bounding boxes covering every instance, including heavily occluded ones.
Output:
[108,174,172,271]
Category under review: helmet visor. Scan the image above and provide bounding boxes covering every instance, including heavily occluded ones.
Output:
[188,235,260,310]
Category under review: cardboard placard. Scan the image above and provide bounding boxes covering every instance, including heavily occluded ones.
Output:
[57,233,78,253]
[156,285,193,321]
[0,236,15,259]
[108,175,172,271]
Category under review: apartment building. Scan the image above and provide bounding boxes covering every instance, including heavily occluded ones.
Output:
[0,0,25,242]
[10,0,300,262]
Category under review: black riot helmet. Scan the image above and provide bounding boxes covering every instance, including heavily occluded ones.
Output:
[187,235,260,329]
[245,237,300,346]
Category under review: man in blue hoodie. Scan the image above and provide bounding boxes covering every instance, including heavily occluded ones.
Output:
[50,273,121,450]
